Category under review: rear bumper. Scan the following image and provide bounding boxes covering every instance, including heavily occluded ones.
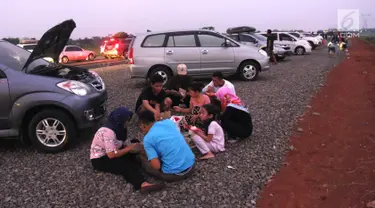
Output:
[102,50,121,57]
[129,64,149,78]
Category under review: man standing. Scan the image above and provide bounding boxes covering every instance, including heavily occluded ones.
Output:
[202,72,236,96]
[266,29,277,64]
[138,110,195,182]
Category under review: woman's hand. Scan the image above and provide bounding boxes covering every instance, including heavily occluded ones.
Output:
[190,115,198,123]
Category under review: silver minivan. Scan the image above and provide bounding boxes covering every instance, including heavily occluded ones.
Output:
[128,29,270,83]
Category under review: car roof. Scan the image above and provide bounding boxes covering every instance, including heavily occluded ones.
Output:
[134,29,219,37]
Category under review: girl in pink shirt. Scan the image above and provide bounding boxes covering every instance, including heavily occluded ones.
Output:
[173,82,210,130]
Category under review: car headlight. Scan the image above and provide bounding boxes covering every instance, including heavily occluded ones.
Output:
[90,71,106,90]
[258,49,268,57]
[57,80,90,96]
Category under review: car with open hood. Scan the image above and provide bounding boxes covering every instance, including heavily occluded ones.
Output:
[0,19,107,153]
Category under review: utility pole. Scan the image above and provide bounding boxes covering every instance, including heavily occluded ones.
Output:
[362,14,371,30]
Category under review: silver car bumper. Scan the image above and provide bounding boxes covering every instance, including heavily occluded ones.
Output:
[129,64,148,78]
[259,58,270,71]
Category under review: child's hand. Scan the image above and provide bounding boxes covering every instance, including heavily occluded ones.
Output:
[173,106,182,112]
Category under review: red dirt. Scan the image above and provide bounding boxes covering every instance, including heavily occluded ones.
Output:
[257,39,375,208]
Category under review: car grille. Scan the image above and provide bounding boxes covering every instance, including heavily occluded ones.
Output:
[283,47,291,50]
[91,78,105,91]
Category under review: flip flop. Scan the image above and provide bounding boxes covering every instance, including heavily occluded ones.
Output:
[140,183,166,194]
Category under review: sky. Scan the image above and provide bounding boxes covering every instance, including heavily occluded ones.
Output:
[1,0,374,39]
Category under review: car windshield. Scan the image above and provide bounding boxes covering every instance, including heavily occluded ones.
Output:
[252,33,267,41]
[0,41,50,71]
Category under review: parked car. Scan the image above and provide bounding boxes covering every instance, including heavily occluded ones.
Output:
[288,32,321,49]
[100,37,132,59]
[17,43,54,63]
[127,29,270,84]
[226,31,291,61]
[0,19,107,153]
[17,43,37,52]
[259,32,312,55]
[59,45,96,64]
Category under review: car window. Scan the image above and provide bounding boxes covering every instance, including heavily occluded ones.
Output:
[167,35,196,47]
[240,35,256,43]
[290,33,300,38]
[198,34,227,47]
[279,34,294,41]
[142,34,166,47]
[229,35,239,41]
[65,47,74,52]
[73,47,83,51]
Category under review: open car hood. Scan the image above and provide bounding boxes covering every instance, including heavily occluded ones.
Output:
[23,19,76,72]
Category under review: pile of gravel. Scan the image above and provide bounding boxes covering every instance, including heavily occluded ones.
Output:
[0,48,345,208]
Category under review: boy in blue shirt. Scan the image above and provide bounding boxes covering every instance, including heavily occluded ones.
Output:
[138,110,195,182]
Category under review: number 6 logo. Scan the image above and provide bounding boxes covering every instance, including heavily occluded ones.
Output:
[341,11,355,30]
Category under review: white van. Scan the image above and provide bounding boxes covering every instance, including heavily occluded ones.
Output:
[258,32,312,55]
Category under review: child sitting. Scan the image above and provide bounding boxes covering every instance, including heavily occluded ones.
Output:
[190,104,225,160]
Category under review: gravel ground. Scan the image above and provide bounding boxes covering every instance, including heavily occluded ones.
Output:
[0,47,345,208]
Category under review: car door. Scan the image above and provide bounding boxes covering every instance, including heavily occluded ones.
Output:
[278,33,295,49]
[164,32,201,76]
[64,46,77,61]
[0,68,11,130]
[73,46,84,61]
[197,32,235,75]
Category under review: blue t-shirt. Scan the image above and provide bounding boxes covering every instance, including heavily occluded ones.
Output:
[143,119,195,174]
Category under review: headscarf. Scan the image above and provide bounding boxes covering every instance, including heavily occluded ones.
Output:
[102,107,133,141]
[215,87,244,110]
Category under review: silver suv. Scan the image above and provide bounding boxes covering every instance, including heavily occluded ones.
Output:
[128,30,270,83]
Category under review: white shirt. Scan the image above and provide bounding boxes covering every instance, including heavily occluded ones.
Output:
[202,79,236,95]
[208,121,225,151]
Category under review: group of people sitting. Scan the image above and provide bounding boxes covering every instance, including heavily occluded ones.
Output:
[89,64,253,194]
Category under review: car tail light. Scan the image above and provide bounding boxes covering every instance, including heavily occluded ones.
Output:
[128,48,134,64]
[115,43,119,49]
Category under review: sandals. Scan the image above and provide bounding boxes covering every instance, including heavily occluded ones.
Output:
[140,183,166,194]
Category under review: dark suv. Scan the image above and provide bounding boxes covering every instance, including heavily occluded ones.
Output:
[0,19,107,153]
[101,37,132,59]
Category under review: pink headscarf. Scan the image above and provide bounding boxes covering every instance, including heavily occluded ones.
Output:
[215,87,243,109]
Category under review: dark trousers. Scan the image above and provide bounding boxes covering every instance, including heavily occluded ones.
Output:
[91,154,145,190]
[221,119,253,139]
[139,155,195,182]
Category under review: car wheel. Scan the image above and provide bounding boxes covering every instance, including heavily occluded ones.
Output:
[295,47,305,55]
[61,56,69,64]
[308,41,316,50]
[88,53,95,61]
[238,61,259,81]
[28,109,76,153]
[149,66,172,85]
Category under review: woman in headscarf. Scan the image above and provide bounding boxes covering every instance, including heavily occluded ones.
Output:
[215,87,253,142]
[90,107,165,194]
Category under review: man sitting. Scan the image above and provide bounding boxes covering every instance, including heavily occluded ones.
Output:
[135,74,172,120]
[202,72,236,96]
[138,110,195,182]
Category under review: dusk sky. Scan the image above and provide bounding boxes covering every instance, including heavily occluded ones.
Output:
[1,0,374,39]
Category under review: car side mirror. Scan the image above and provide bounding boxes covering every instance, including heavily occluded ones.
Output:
[223,39,231,47]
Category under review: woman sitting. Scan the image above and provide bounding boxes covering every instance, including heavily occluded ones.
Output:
[173,81,210,130]
[215,87,253,142]
[90,107,164,194]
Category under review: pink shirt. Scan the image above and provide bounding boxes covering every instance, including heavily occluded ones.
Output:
[90,127,124,159]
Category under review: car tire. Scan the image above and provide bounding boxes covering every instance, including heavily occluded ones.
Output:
[28,109,76,153]
[149,66,172,85]
[238,61,260,81]
[88,53,95,61]
[61,56,69,64]
[308,41,316,50]
[295,46,305,55]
